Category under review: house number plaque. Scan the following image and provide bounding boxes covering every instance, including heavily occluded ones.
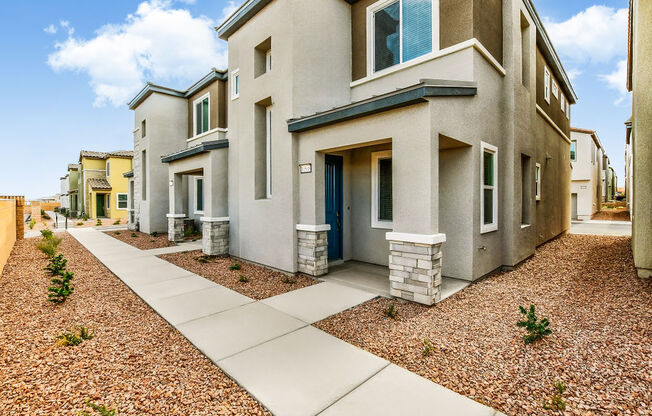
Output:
[299,163,312,174]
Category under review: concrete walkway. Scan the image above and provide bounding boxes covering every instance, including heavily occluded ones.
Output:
[68,228,502,416]
[570,220,632,236]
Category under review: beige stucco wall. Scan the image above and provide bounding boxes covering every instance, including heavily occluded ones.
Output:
[0,199,16,275]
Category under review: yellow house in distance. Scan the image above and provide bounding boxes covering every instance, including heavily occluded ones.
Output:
[78,150,133,220]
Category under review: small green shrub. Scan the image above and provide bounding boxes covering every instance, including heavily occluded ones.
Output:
[383,303,398,319]
[82,213,89,221]
[151,231,158,237]
[80,399,118,416]
[517,305,552,344]
[113,220,121,225]
[40,229,54,240]
[238,274,250,283]
[78,325,94,341]
[96,219,102,226]
[77,221,84,226]
[48,270,74,303]
[422,338,435,357]
[130,232,137,238]
[56,331,82,347]
[281,275,297,284]
[36,236,61,258]
[542,381,567,412]
[41,209,46,216]
[44,254,67,276]
[29,219,35,229]
[114,231,121,235]
[229,263,241,271]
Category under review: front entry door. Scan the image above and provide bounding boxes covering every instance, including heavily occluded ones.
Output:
[325,155,343,260]
[96,194,105,218]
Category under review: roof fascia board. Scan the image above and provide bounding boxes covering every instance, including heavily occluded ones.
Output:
[128,84,185,109]
[161,140,229,163]
[216,0,274,40]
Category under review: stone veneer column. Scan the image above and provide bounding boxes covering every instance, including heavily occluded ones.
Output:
[167,214,186,242]
[386,232,446,306]
[201,217,229,256]
[296,224,330,276]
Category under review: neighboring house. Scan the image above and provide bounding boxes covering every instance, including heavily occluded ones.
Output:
[624,118,632,209]
[67,164,81,217]
[127,69,228,234]
[626,0,651,279]
[570,128,605,220]
[606,166,617,202]
[59,175,70,211]
[78,150,133,220]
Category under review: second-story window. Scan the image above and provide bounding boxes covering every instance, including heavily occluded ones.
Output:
[370,0,433,73]
[543,67,551,103]
[231,69,240,99]
[570,141,577,161]
[141,119,147,138]
[194,93,210,136]
[106,161,110,178]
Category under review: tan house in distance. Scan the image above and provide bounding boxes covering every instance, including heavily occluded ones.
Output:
[570,127,607,220]
[626,0,651,278]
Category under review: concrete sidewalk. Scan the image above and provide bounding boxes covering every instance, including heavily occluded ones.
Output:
[69,228,502,416]
[570,220,632,236]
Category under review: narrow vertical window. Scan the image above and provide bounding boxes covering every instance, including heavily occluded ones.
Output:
[266,50,272,71]
[535,163,541,201]
[266,107,272,199]
[106,161,110,178]
[141,120,146,138]
[194,94,210,135]
[141,150,147,200]
[566,102,570,119]
[560,94,565,111]
[520,12,530,88]
[543,67,551,103]
[521,155,531,225]
[481,142,498,233]
[371,150,393,229]
[195,177,204,213]
[570,141,577,161]
[231,69,240,99]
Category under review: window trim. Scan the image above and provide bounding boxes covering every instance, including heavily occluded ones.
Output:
[116,193,128,210]
[231,69,240,100]
[194,176,204,215]
[535,163,541,201]
[371,150,393,230]
[480,142,498,234]
[366,0,440,77]
[543,66,551,104]
[265,49,272,72]
[192,92,211,137]
[551,80,559,99]
[265,106,272,199]
[570,141,577,162]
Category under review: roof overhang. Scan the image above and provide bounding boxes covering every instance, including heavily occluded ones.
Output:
[287,79,477,133]
[161,140,229,163]
[571,127,603,150]
[123,171,134,178]
[216,0,274,40]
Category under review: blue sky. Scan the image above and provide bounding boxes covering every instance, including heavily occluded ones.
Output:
[0,0,630,199]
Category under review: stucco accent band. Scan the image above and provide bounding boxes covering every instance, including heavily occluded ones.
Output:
[296,223,331,232]
[202,218,229,256]
[297,229,328,277]
[387,233,446,306]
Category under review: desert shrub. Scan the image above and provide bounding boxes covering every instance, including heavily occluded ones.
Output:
[44,254,67,276]
[383,303,398,319]
[422,338,435,357]
[281,275,297,284]
[40,229,54,240]
[77,221,84,226]
[36,236,61,258]
[29,219,35,229]
[238,274,250,283]
[130,233,137,238]
[113,219,121,225]
[542,381,567,412]
[56,326,93,347]
[114,231,121,235]
[82,213,89,221]
[80,400,118,416]
[48,270,74,303]
[96,219,102,226]
[229,263,241,271]
[517,305,552,344]
[151,231,158,237]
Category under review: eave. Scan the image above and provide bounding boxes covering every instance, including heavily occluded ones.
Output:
[161,140,229,163]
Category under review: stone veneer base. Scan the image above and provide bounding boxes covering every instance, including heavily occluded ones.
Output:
[202,219,229,256]
[168,217,186,242]
[297,227,329,276]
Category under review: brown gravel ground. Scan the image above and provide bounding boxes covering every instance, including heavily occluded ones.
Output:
[591,208,631,221]
[104,230,176,250]
[315,234,652,416]
[0,235,269,415]
[159,250,319,300]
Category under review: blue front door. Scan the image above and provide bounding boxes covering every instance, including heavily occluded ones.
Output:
[325,155,343,260]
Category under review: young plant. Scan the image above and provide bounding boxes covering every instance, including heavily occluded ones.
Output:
[44,254,67,276]
[229,263,241,271]
[29,219,35,229]
[281,275,297,284]
[56,331,83,347]
[542,380,567,412]
[77,221,84,226]
[36,236,61,258]
[383,303,398,319]
[238,274,250,283]
[422,338,435,357]
[80,400,118,416]
[113,219,121,225]
[77,325,95,341]
[114,231,121,235]
[517,304,552,344]
[151,231,158,237]
[48,270,74,303]
[130,232,137,238]
[40,229,54,240]
[96,219,102,226]
[82,213,89,221]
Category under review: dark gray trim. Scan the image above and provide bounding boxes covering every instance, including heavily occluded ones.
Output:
[161,140,229,163]
[216,0,274,40]
[287,82,476,133]
[123,171,134,178]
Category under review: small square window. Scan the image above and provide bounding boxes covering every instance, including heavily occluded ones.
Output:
[117,193,128,209]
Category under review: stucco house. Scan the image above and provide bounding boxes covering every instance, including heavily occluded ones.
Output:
[626,0,651,278]
[570,127,606,220]
[129,0,577,305]
[59,174,70,211]
[77,151,133,220]
[66,164,80,217]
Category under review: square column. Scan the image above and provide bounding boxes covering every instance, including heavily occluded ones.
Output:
[167,213,186,242]
[296,224,330,276]
[386,232,446,306]
[202,217,229,256]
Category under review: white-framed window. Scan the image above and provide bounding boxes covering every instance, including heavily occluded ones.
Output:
[265,107,272,199]
[543,66,551,104]
[116,193,128,210]
[367,0,437,75]
[480,142,498,233]
[231,69,240,99]
[106,194,110,211]
[371,150,393,229]
[106,161,110,178]
[266,50,272,72]
[193,93,210,136]
[535,163,541,201]
[560,94,565,111]
[570,141,577,161]
[551,81,559,99]
[194,177,204,214]
[566,101,570,119]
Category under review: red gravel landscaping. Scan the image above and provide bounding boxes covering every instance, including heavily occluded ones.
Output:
[159,250,319,300]
[104,230,176,250]
[0,235,269,415]
[315,234,651,416]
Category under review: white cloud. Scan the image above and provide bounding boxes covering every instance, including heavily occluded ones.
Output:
[566,68,582,81]
[219,1,239,24]
[47,0,228,107]
[600,59,630,105]
[544,6,628,64]
[44,24,57,34]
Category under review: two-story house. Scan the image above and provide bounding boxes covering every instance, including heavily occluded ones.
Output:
[127,69,228,235]
[77,150,133,220]
[66,164,81,217]
[201,0,577,305]
[570,128,605,220]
